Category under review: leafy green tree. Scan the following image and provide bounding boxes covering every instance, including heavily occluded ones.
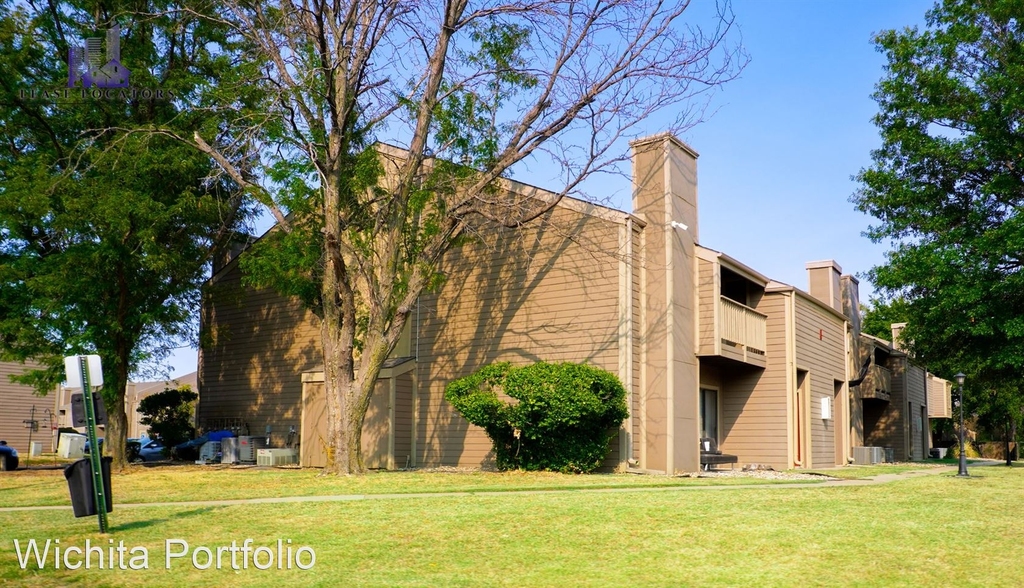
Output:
[182,0,746,474]
[853,0,1024,446]
[861,298,911,342]
[972,383,1023,464]
[137,386,198,453]
[0,1,252,467]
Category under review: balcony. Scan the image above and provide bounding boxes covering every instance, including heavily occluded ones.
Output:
[927,375,952,418]
[700,296,767,368]
[858,364,891,401]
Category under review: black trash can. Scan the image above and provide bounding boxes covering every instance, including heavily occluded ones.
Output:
[64,457,113,517]
[0,448,17,471]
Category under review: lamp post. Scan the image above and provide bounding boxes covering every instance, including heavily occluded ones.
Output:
[955,372,968,477]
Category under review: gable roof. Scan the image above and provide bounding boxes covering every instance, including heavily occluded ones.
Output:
[208,142,644,284]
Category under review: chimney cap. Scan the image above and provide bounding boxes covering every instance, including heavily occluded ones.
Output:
[629,132,699,158]
[805,259,842,272]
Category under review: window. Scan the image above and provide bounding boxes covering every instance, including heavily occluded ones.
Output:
[700,388,719,441]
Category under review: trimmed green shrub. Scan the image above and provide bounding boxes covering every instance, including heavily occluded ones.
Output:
[444,362,628,473]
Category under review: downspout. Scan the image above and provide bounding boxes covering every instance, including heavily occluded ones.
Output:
[844,321,854,464]
[639,228,648,470]
[848,356,872,387]
[619,218,634,468]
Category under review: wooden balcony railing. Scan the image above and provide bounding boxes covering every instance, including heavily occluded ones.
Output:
[719,296,767,357]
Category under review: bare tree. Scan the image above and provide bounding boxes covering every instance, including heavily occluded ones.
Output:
[182,0,746,474]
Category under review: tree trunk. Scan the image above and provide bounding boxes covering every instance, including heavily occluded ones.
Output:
[104,351,131,471]
[1006,417,1014,467]
[106,392,128,470]
[320,317,354,475]
[1013,420,1019,462]
[321,324,393,475]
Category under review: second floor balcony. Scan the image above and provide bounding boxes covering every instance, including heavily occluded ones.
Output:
[858,364,892,401]
[699,296,767,368]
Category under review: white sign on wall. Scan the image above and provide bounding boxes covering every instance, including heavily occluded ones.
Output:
[64,355,103,389]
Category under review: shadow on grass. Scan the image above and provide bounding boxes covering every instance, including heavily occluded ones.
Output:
[0,480,62,493]
[112,519,168,532]
[170,507,224,519]
[110,507,223,532]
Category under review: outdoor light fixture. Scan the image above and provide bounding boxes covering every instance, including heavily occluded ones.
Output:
[954,372,968,477]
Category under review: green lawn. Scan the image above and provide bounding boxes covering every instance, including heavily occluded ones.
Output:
[801,462,943,479]
[802,459,986,480]
[0,463,1019,587]
[0,464,811,508]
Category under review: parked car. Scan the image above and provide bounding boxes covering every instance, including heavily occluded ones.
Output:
[83,438,103,454]
[0,441,19,470]
[136,440,166,462]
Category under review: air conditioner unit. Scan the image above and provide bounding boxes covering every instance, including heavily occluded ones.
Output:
[57,434,87,459]
[230,436,268,463]
[221,437,239,463]
[853,446,885,465]
[198,441,221,462]
[257,448,298,466]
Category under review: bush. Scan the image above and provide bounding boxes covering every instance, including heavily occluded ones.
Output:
[946,441,982,459]
[444,362,628,473]
[137,386,198,454]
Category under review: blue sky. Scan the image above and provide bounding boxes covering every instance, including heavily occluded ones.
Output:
[670,0,932,297]
[161,0,935,379]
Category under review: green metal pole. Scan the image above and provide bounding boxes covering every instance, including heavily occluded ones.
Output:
[79,356,108,532]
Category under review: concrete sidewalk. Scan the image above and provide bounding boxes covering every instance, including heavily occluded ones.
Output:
[1,462,1003,513]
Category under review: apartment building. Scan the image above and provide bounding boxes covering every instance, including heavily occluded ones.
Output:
[199,133,948,472]
[0,361,60,455]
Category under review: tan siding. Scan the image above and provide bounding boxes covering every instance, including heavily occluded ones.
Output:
[699,364,721,390]
[868,356,925,463]
[203,205,624,470]
[907,364,928,460]
[363,379,390,468]
[0,361,55,455]
[794,296,846,468]
[697,258,716,354]
[867,357,910,460]
[415,206,623,468]
[300,377,391,468]
[720,294,788,468]
[891,359,908,460]
[393,372,414,468]
[928,375,952,418]
[633,141,668,472]
[199,266,322,439]
[808,270,832,310]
